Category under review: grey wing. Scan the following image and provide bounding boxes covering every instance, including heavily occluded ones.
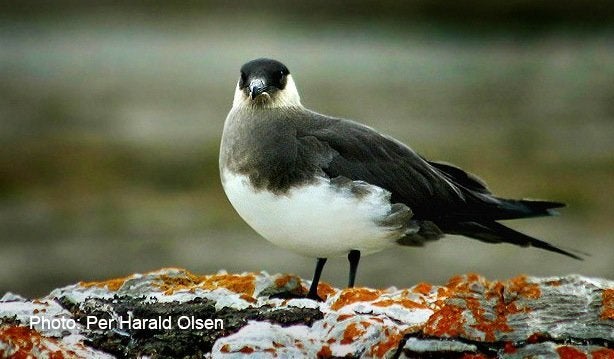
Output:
[296,112,547,222]
[294,112,576,258]
[296,114,475,221]
[292,112,578,258]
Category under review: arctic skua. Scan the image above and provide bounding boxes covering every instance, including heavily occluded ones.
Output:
[219,58,579,300]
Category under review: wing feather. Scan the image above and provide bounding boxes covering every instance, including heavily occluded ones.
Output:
[295,113,469,220]
[289,109,571,257]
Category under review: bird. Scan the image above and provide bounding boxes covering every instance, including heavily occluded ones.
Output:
[219,58,579,301]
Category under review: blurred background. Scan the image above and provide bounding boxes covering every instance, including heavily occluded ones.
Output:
[1,1,612,297]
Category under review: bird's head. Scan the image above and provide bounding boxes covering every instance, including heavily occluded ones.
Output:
[233,58,302,109]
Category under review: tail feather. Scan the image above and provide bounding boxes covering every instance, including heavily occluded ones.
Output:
[491,198,565,220]
[444,220,581,260]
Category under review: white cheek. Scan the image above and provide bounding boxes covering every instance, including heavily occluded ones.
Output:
[275,75,301,107]
[232,81,249,108]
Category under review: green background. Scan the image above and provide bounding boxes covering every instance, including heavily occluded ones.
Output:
[1,1,612,296]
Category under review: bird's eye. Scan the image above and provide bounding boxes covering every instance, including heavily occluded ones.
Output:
[272,71,286,86]
[274,70,284,81]
[240,71,247,84]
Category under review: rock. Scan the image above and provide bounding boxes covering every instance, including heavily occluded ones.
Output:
[0,268,612,358]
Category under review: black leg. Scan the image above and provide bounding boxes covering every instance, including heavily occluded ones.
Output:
[307,258,327,301]
[348,250,361,288]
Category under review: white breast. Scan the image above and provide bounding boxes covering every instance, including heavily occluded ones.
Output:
[220,170,407,258]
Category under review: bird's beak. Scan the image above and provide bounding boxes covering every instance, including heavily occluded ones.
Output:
[249,79,267,100]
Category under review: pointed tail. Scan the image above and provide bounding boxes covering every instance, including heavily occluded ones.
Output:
[444,220,582,260]
[494,198,565,219]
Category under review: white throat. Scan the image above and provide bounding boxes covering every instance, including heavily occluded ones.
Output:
[232,74,302,109]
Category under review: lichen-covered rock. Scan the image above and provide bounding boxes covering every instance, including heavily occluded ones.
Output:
[0,268,612,358]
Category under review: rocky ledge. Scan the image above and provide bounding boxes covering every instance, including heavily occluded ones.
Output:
[0,268,612,358]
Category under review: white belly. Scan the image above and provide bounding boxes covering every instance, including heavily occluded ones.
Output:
[221,170,406,258]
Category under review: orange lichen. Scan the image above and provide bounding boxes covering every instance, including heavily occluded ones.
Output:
[341,322,367,344]
[330,288,382,310]
[336,314,353,321]
[274,274,300,288]
[156,272,256,296]
[444,273,491,303]
[371,299,398,307]
[412,282,433,295]
[239,346,254,354]
[317,345,332,358]
[591,348,614,359]
[556,346,587,359]
[275,274,308,296]
[461,354,490,359]
[485,281,505,300]
[526,333,544,344]
[446,274,468,290]
[428,274,546,342]
[434,287,452,308]
[239,294,256,303]
[317,283,338,300]
[202,273,256,295]
[447,273,483,291]
[505,301,529,315]
[466,295,513,342]
[601,289,614,320]
[423,304,466,337]
[471,276,540,341]
[80,276,130,291]
[220,344,230,353]
[0,326,66,359]
[546,279,562,286]
[370,330,404,357]
[507,276,541,299]
[372,298,428,310]
[503,341,517,354]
